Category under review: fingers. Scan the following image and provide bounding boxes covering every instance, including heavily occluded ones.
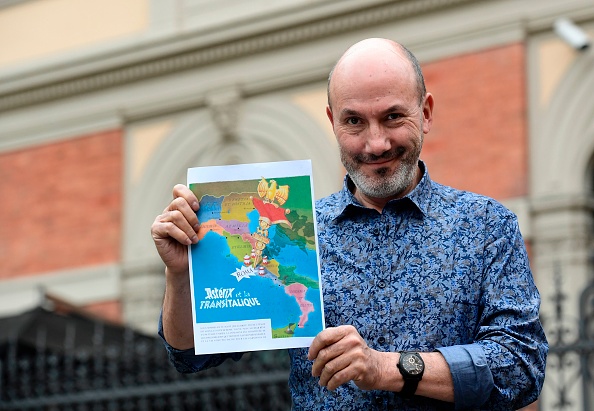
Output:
[152,184,201,246]
[308,325,355,361]
[152,210,198,246]
[309,325,369,390]
[319,348,385,392]
[172,184,199,212]
[318,352,359,390]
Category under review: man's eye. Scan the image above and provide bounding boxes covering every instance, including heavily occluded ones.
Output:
[346,118,360,125]
[387,113,402,120]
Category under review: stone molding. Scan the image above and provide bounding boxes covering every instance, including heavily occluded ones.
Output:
[3,0,594,155]
[526,26,594,410]
[206,86,243,143]
[122,96,342,266]
[0,0,25,9]
[0,264,120,317]
[0,0,479,112]
[531,194,594,216]
[2,0,594,119]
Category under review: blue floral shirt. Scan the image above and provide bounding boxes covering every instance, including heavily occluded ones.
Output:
[159,162,547,410]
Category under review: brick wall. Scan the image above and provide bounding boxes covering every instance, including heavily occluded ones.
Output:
[422,43,527,200]
[0,130,123,279]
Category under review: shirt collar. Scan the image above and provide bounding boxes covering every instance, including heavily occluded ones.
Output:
[329,160,432,221]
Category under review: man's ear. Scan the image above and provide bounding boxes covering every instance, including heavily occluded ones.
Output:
[422,93,434,134]
[326,106,335,128]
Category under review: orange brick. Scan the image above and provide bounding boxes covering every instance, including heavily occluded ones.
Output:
[0,130,123,278]
[422,43,527,200]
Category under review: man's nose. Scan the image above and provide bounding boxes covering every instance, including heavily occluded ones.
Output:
[365,124,391,155]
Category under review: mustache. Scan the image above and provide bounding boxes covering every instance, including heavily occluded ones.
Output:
[353,147,406,163]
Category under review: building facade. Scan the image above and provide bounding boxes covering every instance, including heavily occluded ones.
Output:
[1,0,594,409]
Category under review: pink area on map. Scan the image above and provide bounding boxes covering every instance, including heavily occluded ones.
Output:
[218,220,250,235]
[197,220,225,240]
[285,283,314,328]
[241,233,258,249]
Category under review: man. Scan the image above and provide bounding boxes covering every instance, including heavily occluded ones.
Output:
[152,38,547,410]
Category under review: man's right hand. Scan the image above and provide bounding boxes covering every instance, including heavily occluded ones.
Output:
[151,184,201,275]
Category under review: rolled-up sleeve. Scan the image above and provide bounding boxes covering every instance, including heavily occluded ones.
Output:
[436,344,493,409]
[464,203,548,409]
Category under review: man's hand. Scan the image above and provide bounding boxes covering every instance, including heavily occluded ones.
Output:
[308,325,391,391]
[151,184,200,275]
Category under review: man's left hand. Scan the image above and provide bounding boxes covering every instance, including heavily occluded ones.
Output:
[308,325,390,391]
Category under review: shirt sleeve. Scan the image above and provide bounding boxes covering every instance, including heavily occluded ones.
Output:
[458,202,547,410]
[436,344,493,409]
[157,312,243,373]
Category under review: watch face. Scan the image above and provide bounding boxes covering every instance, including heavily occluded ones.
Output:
[401,352,424,376]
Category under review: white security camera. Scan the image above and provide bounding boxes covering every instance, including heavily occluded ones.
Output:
[554,17,591,51]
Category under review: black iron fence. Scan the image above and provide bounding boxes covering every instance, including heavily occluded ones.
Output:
[540,264,594,411]
[0,307,291,411]
[5,270,594,411]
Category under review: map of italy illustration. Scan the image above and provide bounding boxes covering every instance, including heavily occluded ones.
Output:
[190,175,323,340]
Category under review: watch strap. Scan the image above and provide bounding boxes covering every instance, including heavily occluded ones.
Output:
[397,352,424,398]
[399,377,420,398]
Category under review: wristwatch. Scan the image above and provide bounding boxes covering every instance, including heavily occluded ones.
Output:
[397,351,425,398]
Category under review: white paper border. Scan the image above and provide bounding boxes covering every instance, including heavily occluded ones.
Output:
[187,159,325,355]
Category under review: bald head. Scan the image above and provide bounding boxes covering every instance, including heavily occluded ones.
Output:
[327,38,426,109]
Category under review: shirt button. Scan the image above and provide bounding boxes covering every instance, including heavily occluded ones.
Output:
[378,336,386,344]
[377,279,386,288]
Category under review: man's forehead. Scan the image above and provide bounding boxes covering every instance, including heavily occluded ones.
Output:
[332,42,413,87]
[332,52,414,94]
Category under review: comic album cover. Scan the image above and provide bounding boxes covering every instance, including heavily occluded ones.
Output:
[187,160,325,354]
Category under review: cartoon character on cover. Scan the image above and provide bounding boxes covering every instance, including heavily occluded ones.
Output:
[249,177,292,268]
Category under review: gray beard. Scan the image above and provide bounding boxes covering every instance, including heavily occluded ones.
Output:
[341,147,419,199]
[347,159,417,199]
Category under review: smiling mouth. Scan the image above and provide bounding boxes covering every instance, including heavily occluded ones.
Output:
[360,154,401,167]
[367,158,394,165]
[356,147,406,165]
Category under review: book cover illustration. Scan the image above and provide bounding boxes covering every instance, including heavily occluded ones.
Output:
[187,160,325,355]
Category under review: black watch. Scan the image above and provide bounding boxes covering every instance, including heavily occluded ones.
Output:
[397,351,425,398]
